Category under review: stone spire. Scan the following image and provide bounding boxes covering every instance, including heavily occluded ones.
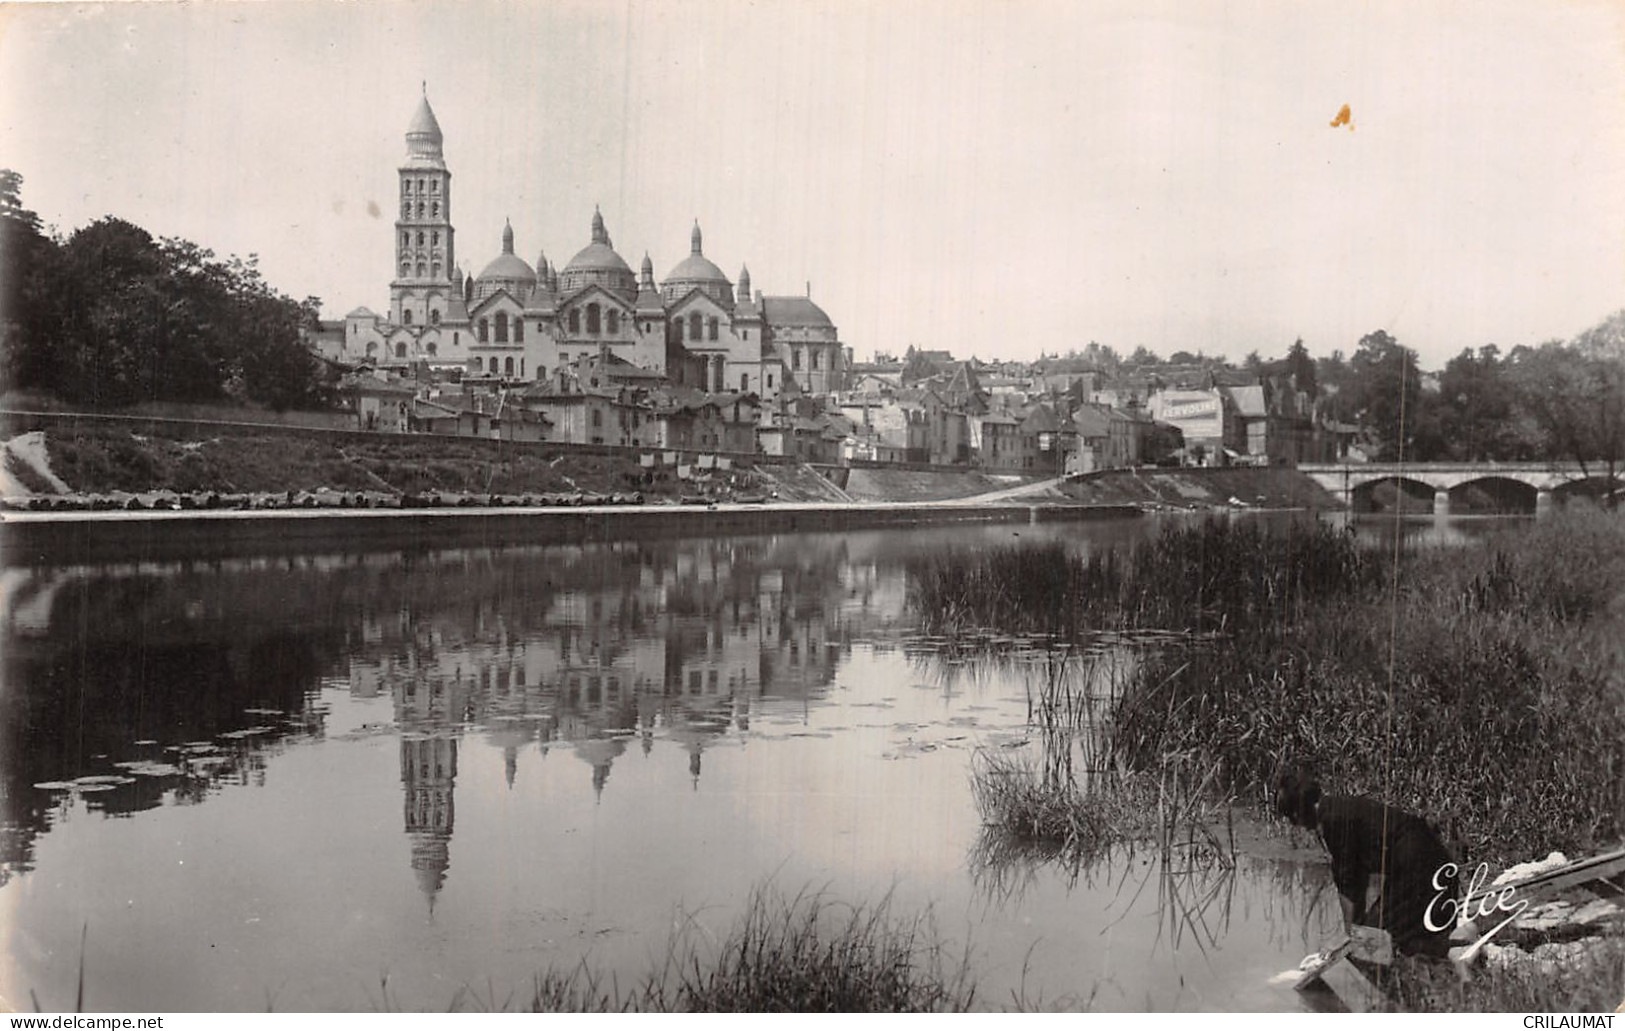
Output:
[691,219,703,255]
[640,253,655,290]
[501,218,514,255]
[591,206,609,247]
[738,264,751,301]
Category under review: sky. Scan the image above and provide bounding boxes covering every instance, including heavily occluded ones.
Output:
[2,0,1623,369]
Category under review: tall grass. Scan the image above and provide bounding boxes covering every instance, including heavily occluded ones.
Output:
[509,887,976,1012]
[918,508,1625,866]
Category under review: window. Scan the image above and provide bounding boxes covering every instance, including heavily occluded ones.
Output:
[431,262,441,278]
[587,303,601,334]
[708,317,718,341]
[399,261,410,277]
[432,231,439,246]
[689,312,702,341]
[366,341,378,355]
[514,319,523,342]
[453,331,459,346]
[675,318,683,341]
[431,201,439,217]
[792,350,802,370]
[417,231,425,246]
[519,358,524,378]
[429,310,440,325]
[812,350,821,370]
[767,374,774,388]
[416,201,424,217]
[426,341,437,356]
[606,309,618,333]
[504,357,514,377]
[592,409,602,428]
[396,342,407,358]
[416,262,425,277]
[402,199,410,217]
[416,178,424,193]
[568,309,580,333]
[495,312,508,343]
[430,180,438,193]
[403,310,414,325]
[741,374,749,391]
[401,231,409,248]
[478,318,489,343]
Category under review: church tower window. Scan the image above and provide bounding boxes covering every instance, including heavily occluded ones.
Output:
[514,319,524,342]
[708,317,718,341]
[607,310,619,334]
[478,318,489,343]
[430,310,440,325]
[396,342,407,358]
[403,309,414,325]
[690,312,702,341]
[495,313,508,343]
[587,304,600,334]
[504,357,514,377]
[432,202,439,217]
[569,309,580,333]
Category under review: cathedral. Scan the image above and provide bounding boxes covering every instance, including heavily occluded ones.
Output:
[340,91,845,399]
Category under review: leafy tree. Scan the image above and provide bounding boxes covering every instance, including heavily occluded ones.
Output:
[1508,312,1625,487]
[1285,338,1317,397]
[1127,345,1161,366]
[0,198,333,411]
[1342,330,1422,461]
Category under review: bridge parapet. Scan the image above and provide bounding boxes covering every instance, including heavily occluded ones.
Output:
[1297,461,1600,510]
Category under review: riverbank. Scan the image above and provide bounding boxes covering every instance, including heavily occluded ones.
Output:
[0,497,1145,564]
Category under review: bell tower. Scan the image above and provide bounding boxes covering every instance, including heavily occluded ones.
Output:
[391,85,457,329]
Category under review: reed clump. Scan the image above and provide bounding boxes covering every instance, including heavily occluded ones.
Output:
[517,886,977,1012]
[922,508,1625,866]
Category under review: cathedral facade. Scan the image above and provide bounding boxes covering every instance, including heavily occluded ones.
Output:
[340,92,845,398]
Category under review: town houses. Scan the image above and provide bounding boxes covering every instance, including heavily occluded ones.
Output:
[310,91,1352,474]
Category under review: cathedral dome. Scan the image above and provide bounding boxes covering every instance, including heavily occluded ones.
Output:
[472,220,536,303]
[661,221,733,306]
[559,208,636,298]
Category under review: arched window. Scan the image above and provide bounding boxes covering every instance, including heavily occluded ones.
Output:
[690,312,702,341]
[741,373,749,392]
[478,318,489,343]
[568,309,580,333]
[417,231,425,246]
[592,409,602,428]
[675,318,683,341]
[504,357,514,377]
[402,199,410,217]
[792,349,802,370]
[495,312,508,343]
[401,231,409,248]
[396,342,407,358]
[416,263,426,277]
[812,349,821,370]
[416,201,424,217]
[607,309,619,334]
[431,262,441,278]
[429,310,440,325]
[708,317,718,341]
[453,331,459,346]
[416,178,424,193]
[431,201,439,218]
[366,341,378,355]
[426,341,437,356]
[514,319,524,342]
[587,304,600,334]
[431,180,439,194]
[399,261,410,277]
[519,358,525,378]
[403,309,414,325]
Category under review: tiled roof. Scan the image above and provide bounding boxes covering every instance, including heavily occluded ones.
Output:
[761,296,834,328]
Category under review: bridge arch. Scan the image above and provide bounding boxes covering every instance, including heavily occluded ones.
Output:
[1350,476,1437,514]
[1448,476,1538,515]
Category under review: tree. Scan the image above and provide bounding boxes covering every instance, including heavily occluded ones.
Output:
[1285,338,1317,397]
[1508,312,1625,488]
[1128,345,1161,366]
[1343,330,1423,461]
[0,204,334,410]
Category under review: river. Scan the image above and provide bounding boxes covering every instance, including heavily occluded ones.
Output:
[0,512,1512,1011]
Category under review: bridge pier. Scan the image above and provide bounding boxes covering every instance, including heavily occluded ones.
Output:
[1536,489,1554,518]
[1433,490,1450,517]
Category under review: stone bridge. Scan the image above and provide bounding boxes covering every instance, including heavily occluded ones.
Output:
[1297,462,1616,514]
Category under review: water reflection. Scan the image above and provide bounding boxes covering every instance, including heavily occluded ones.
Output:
[1,515,1474,1011]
